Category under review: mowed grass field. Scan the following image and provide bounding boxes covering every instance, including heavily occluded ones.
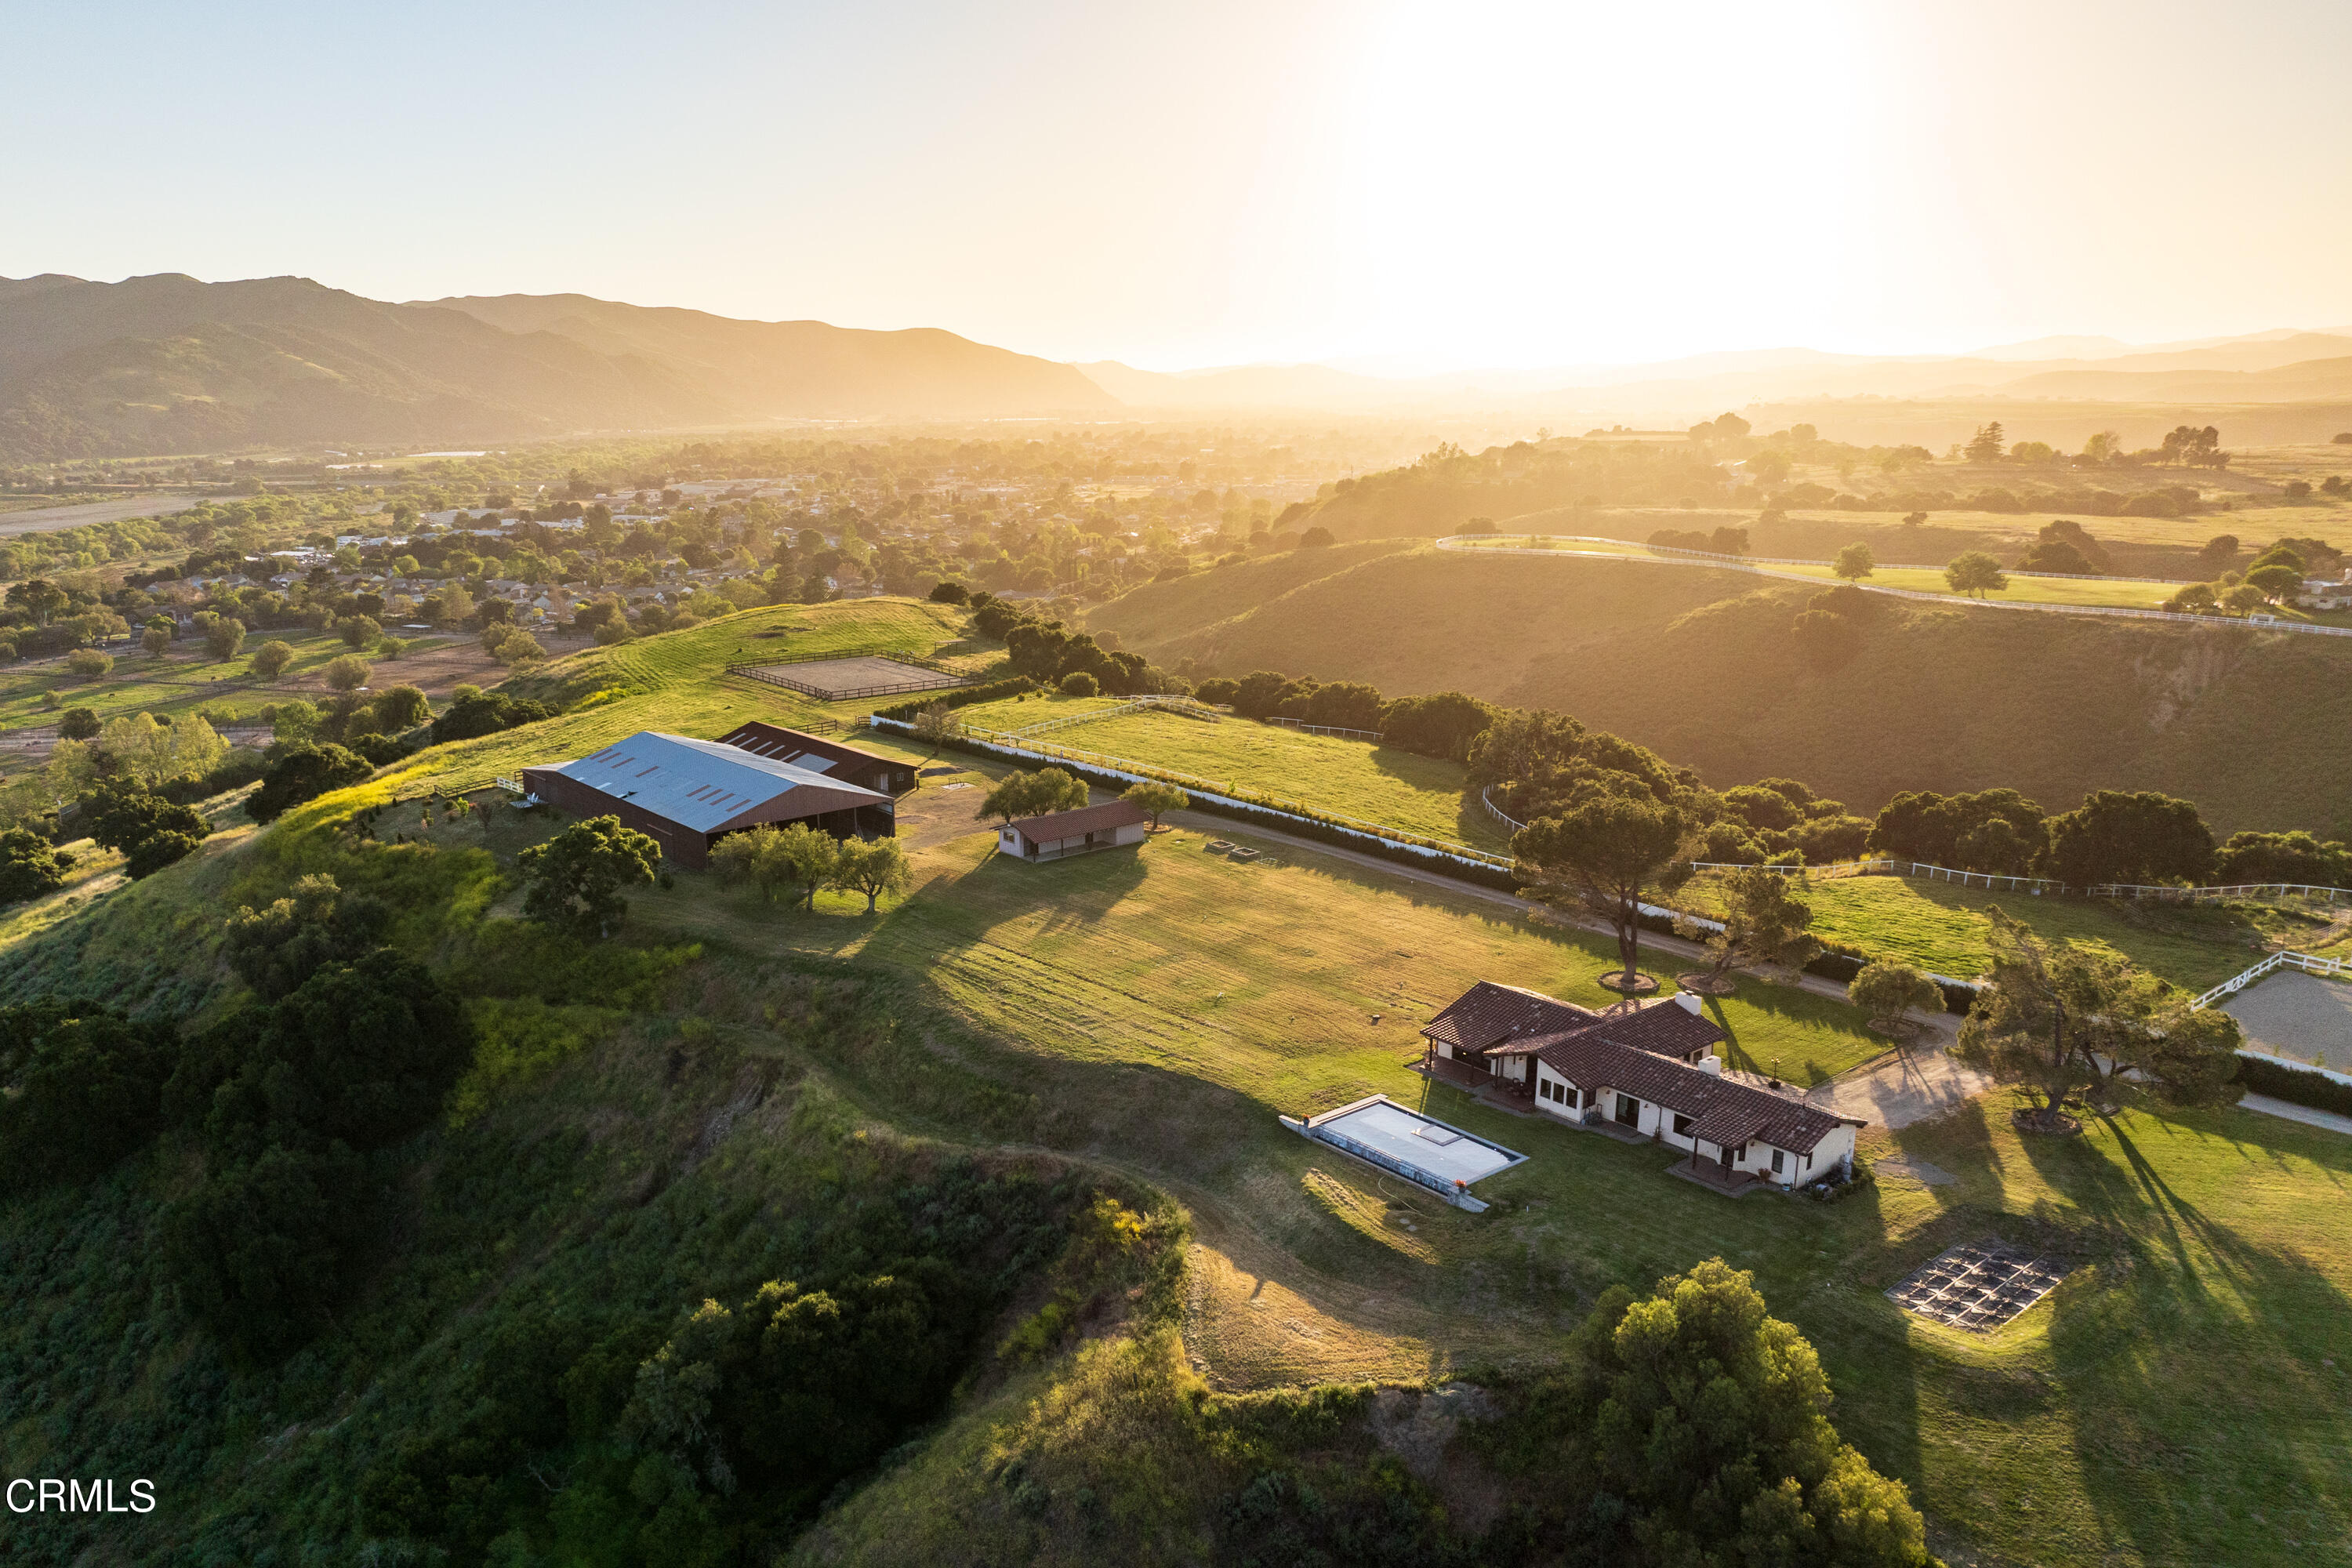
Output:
[1681,871,2299,992]
[619,807,2352,1568]
[949,692,1504,848]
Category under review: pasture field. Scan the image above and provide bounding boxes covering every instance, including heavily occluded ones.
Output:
[1679,870,2308,992]
[946,691,1503,848]
[1088,545,2352,837]
[0,628,423,738]
[1451,533,2182,608]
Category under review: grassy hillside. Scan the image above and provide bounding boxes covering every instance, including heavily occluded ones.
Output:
[951,691,1504,848]
[1091,545,2352,836]
[2,636,2350,1564]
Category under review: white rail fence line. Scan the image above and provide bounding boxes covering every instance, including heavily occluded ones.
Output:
[2192,949,2351,1010]
[1433,536,2352,641]
[1687,858,2063,893]
[1264,717,1386,742]
[1480,786,1526,834]
[2090,880,2350,905]
[869,716,1513,869]
[998,693,1223,740]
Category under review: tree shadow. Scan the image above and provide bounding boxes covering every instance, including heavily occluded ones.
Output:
[2013,1110,2352,1563]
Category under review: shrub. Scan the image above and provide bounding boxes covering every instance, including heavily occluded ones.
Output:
[251,640,296,679]
[0,828,68,904]
[322,654,372,693]
[1059,670,1101,697]
[370,684,431,732]
[65,648,113,678]
[2234,1053,2352,1116]
[246,743,374,823]
[58,706,100,739]
[427,691,557,744]
[125,830,205,879]
[929,579,971,604]
[0,1002,176,1189]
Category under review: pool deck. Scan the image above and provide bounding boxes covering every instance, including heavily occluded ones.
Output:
[1282,1094,1527,1211]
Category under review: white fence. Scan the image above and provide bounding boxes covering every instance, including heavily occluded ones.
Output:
[1687,858,2063,893]
[1265,716,1385,742]
[2192,949,2351,1011]
[1433,535,2352,641]
[998,693,1223,740]
[1481,786,1526,834]
[2090,880,2350,905]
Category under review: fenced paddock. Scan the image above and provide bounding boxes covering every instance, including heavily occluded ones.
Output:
[728,655,967,702]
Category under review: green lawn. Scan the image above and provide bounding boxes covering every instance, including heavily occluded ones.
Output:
[615,818,2352,1568]
[630,812,1885,1092]
[947,693,1503,850]
[1682,870,2299,992]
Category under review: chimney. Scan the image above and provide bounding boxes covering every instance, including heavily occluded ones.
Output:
[1697,1055,1722,1076]
[1674,991,1702,1015]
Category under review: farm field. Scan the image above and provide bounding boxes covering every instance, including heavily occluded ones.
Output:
[947,691,1504,848]
[0,629,436,739]
[1679,871,2308,993]
[1450,534,2184,609]
[1090,544,2352,837]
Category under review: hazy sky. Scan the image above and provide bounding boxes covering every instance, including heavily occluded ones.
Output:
[8,0,2351,371]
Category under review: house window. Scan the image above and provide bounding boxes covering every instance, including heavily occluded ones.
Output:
[1770,1149,1785,1174]
[1671,1113,1693,1138]
[1615,1094,1641,1127]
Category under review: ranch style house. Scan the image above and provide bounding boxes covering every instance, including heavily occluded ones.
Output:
[1422,982,1860,1192]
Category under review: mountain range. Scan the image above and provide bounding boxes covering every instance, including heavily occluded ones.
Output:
[0,274,1113,460]
[5,270,2352,460]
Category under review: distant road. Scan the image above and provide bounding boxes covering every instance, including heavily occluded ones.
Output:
[0,492,225,538]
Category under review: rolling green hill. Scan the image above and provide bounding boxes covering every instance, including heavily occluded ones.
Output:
[1087,543,2352,835]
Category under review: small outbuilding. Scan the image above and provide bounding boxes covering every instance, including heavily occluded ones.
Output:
[996,799,1150,862]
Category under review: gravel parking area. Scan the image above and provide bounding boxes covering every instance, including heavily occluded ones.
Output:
[2223,970,2352,1073]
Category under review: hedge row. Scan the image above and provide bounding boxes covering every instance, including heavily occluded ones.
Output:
[872,677,1036,722]
[2234,1053,2352,1116]
[891,724,1521,891]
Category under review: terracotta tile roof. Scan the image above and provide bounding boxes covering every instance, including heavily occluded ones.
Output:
[1421,981,1596,1053]
[1428,983,1726,1061]
[1535,1033,1849,1156]
[1007,799,1149,841]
